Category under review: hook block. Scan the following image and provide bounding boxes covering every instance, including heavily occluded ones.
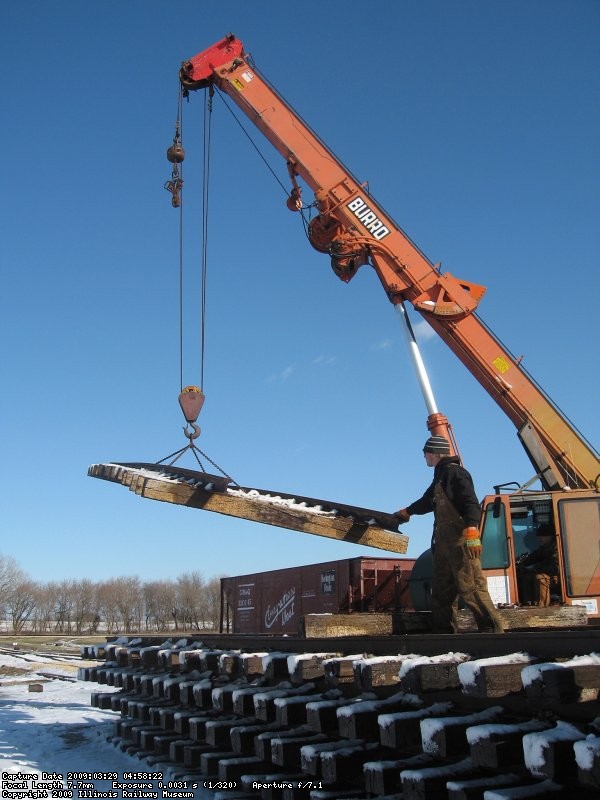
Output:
[179,386,205,423]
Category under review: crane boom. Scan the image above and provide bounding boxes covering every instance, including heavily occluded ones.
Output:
[180,34,599,492]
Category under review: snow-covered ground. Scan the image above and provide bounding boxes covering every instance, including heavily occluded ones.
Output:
[0,651,211,797]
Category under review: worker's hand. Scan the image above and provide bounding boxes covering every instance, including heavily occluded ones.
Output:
[394,508,411,524]
[464,527,482,559]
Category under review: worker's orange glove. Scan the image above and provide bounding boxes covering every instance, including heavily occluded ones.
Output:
[395,508,411,524]
[464,527,482,559]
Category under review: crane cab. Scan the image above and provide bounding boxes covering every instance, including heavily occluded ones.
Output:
[480,489,600,619]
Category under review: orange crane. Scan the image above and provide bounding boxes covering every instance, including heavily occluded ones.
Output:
[178,35,599,617]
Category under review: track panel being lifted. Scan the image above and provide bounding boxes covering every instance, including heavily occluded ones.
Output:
[88,462,409,554]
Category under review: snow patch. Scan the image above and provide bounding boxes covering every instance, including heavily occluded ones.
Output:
[399,651,470,678]
[521,653,600,688]
[457,652,532,687]
[573,734,600,771]
[336,690,421,719]
[227,487,337,516]
[287,652,336,673]
[420,706,503,754]
[523,721,586,775]
[378,701,453,731]
[401,756,475,781]
[466,718,549,745]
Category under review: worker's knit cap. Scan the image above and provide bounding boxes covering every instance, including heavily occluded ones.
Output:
[423,435,451,455]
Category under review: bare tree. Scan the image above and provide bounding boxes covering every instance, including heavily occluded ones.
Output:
[53,579,75,633]
[0,554,27,620]
[6,579,37,632]
[143,580,176,631]
[111,576,143,633]
[0,552,228,635]
[177,571,205,631]
[31,582,59,633]
[97,580,120,633]
[203,576,223,630]
[71,579,100,634]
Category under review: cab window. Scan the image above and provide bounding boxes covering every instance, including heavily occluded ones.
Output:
[511,511,539,561]
[481,500,510,569]
[558,497,600,597]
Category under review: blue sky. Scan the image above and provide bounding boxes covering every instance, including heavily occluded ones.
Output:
[1,0,598,584]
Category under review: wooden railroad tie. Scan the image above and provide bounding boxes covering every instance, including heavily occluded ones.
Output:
[337,692,423,740]
[364,753,435,795]
[457,653,537,699]
[254,684,318,722]
[467,718,552,771]
[229,721,283,755]
[300,738,365,777]
[523,658,600,704]
[378,702,455,750]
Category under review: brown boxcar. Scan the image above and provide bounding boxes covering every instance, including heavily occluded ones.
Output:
[220,556,417,634]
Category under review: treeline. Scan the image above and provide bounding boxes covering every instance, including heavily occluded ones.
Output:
[0,554,223,634]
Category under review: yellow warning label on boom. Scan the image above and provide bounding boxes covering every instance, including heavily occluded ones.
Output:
[492,356,511,374]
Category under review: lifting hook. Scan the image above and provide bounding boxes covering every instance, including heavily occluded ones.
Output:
[165,119,185,207]
[165,173,183,208]
[183,422,201,441]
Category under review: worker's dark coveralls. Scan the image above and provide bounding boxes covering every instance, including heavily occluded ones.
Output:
[407,456,504,634]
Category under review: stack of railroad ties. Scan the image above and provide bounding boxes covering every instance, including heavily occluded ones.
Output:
[79,637,600,798]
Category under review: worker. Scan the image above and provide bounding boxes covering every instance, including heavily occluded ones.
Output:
[394,435,504,634]
[516,523,559,607]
